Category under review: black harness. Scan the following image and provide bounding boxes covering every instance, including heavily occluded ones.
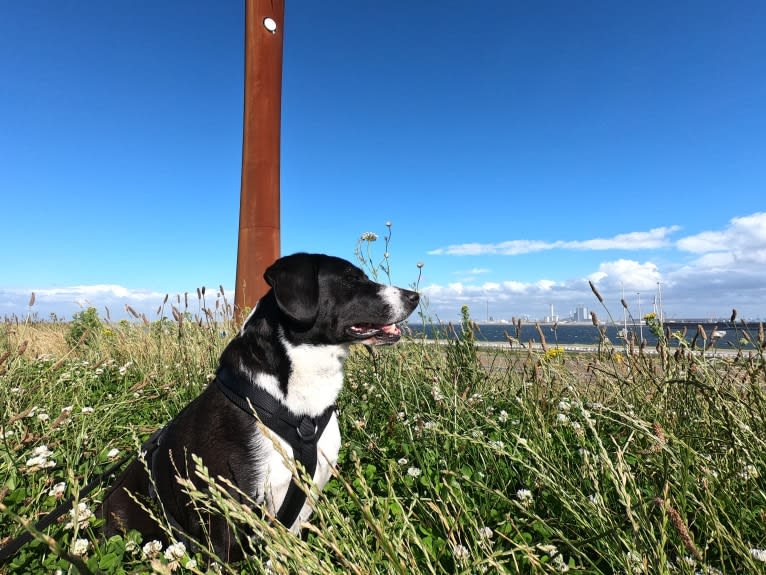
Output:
[212,367,337,528]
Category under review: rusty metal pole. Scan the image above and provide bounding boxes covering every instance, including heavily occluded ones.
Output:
[234,0,284,320]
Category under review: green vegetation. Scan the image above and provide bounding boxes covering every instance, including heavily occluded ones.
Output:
[2,301,766,574]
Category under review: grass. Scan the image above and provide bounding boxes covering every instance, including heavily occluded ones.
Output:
[2,300,766,574]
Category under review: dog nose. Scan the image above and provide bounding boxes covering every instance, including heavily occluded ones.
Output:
[404,289,420,306]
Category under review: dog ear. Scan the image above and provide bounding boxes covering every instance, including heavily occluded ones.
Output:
[264,253,320,326]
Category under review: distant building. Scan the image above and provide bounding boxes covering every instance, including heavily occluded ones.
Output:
[573,304,589,322]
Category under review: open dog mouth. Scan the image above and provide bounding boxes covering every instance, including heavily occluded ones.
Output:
[346,323,402,345]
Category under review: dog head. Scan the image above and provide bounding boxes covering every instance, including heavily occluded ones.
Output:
[263,253,419,345]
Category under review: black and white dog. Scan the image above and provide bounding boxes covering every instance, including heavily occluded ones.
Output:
[99,253,419,561]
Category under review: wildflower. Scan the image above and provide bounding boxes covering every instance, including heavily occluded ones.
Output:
[538,544,558,555]
[142,539,163,559]
[516,488,533,507]
[33,445,54,458]
[164,541,186,561]
[107,448,120,459]
[416,261,424,269]
[125,540,138,554]
[66,501,93,529]
[1,429,14,439]
[61,405,73,415]
[423,421,436,430]
[739,464,759,480]
[498,410,509,423]
[626,551,644,574]
[37,412,50,422]
[81,406,95,414]
[397,457,408,466]
[360,232,378,242]
[558,400,571,412]
[478,526,493,540]
[750,548,766,562]
[185,559,198,570]
[26,445,55,470]
[489,440,505,449]
[556,413,570,425]
[71,538,89,557]
[452,544,469,561]
[95,368,104,375]
[552,554,570,572]
[49,481,66,499]
[407,467,422,478]
[431,385,445,402]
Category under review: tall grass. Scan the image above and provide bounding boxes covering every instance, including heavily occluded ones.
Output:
[1,296,766,574]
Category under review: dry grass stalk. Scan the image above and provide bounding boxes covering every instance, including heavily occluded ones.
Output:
[28,292,36,307]
[589,280,604,304]
[125,305,139,319]
[654,498,702,561]
[590,311,599,327]
[535,322,548,352]
[730,309,737,323]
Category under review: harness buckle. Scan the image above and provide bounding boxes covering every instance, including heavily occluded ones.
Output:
[296,416,318,441]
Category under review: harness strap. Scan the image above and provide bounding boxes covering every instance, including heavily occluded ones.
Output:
[215,367,336,528]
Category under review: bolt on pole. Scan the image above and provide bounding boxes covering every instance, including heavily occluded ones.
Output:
[234,0,284,321]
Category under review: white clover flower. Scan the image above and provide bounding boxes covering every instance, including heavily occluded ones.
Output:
[471,429,484,439]
[71,538,89,557]
[431,385,445,402]
[397,411,406,421]
[423,421,437,430]
[558,400,571,412]
[750,548,766,562]
[142,539,163,559]
[81,406,95,414]
[107,448,120,459]
[517,437,528,447]
[626,551,644,574]
[49,481,66,498]
[37,412,50,422]
[478,526,493,540]
[516,488,533,507]
[498,410,509,423]
[407,467,422,478]
[185,559,198,570]
[739,464,759,480]
[452,544,469,561]
[556,413,570,425]
[164,541,186,561]
[552,554,570,572]
[33,445,54,457]
[125,540,138,553]
[95,368,104,375]
[489,440,505,449]
[65,501,93,530]
[61,405,73,415]
[538,544,558,555]
[397,457,408,466]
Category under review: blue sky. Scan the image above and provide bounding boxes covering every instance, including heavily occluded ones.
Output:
[2,1,765,322]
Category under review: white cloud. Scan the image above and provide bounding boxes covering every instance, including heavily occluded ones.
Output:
[677,212,766,264]
[428,226,680,256]
[587,259,662,292]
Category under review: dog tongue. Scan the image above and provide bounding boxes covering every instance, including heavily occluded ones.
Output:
[382,324,400,335]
